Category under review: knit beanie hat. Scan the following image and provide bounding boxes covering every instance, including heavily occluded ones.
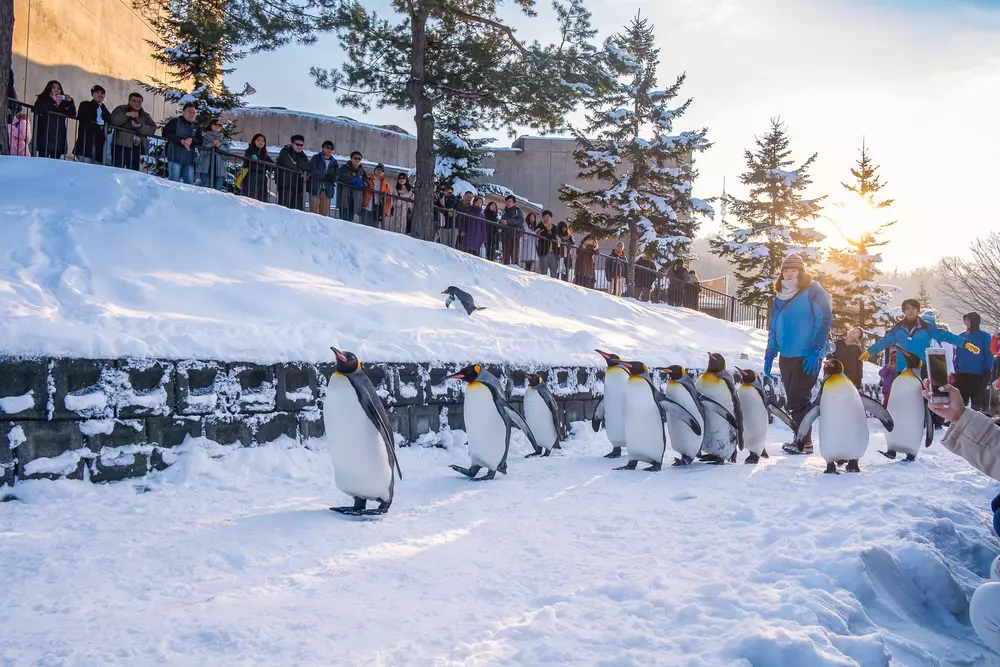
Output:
[781,254,805,272]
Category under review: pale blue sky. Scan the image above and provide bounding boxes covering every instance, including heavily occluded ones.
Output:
[228,0,1000,270]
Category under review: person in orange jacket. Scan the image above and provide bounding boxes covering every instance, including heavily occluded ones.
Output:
[362,163,393,228]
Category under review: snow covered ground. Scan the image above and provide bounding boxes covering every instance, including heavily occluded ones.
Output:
[0,157,766,368]
[2,421,998,666]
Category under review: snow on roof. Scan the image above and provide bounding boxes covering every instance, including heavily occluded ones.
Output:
[230,107,415,140]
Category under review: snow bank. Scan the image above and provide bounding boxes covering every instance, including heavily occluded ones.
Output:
[0,158,766,368]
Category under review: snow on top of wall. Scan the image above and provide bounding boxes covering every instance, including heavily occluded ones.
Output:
[0,158,767,368]
[230,107,415,141]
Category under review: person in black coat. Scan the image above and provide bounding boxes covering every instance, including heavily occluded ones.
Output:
[666,258,691,307]
[634,256,656,301]
[33,80,76,159]
[73,85,111,163]
[337,151,368,221]
[6,68,17,126]
[307,140,339,217]
[242,133,273,203]
[275,134,310,210]
[832,326,865,389]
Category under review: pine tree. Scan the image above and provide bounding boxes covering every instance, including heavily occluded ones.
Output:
[709,119,826,307]
[434,113,495,195]
[918,282,932,309]
[823,140,898,331]
[558,15,712,291]
[314,0,609,241]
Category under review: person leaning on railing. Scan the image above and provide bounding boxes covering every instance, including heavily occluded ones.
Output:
[635,255,656,302]
[337,151,367,222]
[500,195,524,266]
[110,92,156,171]
[198,118,231,190]
[393,173,414,234]
[33,80,76,159]
[606,241,627,296]
[275,134,310,210]
[307,140,339,217]
[73,85,110,164]
[574,234,599,289]
[241,133,273,203]
[162,103,201,185]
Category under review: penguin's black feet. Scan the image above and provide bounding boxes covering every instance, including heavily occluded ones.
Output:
[782,442,810,455]
[470,469,498,481]
[553,442,562,450]
[357,500,391,515]
[331,497,368,514]
[824,461,839,475]
[541,449,552,458]
[614,461,638,471]
[744,452,760,464]
[904,453,916,462]
[672,455,693,467]
[449,464,482,478]
[524,451,541,459]
[498,462,508,474]
[702,454,725,465]
[729,450,738,463]
[644,462,662,472]
[845,459,861,473]
[604,447,623,459]
[761,449,770,459]
[879,450,897,460]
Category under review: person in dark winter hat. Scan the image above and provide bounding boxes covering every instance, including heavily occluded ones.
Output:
[73,84,110,163]
[954,311,995,413]
[307,140,339,216]
[763,253,833,455]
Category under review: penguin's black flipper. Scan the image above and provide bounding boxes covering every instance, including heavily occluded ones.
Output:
[924,403,935,447]
[767,404,794,430]
[793,405,822,450]
[700,396,739,431]
[592,399,606,432]
[501,403,540,454]
[659,398,702,436]
[860,395,894,432]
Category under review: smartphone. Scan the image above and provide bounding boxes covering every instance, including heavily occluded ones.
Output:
[925,348,950,404]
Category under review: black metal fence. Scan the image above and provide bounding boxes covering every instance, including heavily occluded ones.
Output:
[5,99,766,328]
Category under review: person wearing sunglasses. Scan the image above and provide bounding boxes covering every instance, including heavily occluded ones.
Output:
[275,133,310,210]
[337,151,367,222]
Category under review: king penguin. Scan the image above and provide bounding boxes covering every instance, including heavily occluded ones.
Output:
[660,365,706,466]
[323,347,402,515]
[881,348,934,462]
[735,368,771,464]
[523,373,565,458]
[443,364,539,480]
[794,357,895,473]
[592,349,629,458]
[696,352,744,464]
[615,361,701,471]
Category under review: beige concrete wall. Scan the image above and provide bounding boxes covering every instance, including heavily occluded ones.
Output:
[224,108,418,171]
[12,0,173,121]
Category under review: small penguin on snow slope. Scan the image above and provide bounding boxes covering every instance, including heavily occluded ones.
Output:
[592,349,629,459]
[881,348,934,462]
[794,357,894,474]
[441,286,486,315]
[616,361,701,471]
[523,373,566,458]
[696,352,745,464]
[444,364,539,480]
[735,368,774,464]
[660,366,706,466]
[323,347,402,516]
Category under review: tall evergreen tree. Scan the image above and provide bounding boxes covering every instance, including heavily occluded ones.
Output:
[710,118,826,307]
[558,15,712,291]
[918,282,932,309]
[434,113,494,194]
[313,0,609,241]
[823,140,897,331]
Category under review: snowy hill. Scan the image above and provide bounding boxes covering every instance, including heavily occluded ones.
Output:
[0,157,764,368]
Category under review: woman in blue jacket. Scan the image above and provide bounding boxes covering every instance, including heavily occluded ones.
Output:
[763,254,833,455]
[861,299,978,372]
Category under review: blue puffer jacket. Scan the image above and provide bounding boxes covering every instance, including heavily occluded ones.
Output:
[868,317,966,372]
[765,281,833,361]
[956,329,994,375]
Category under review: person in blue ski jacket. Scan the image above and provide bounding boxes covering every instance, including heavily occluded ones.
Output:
[954,311,994,412]
[861,299,979,373]
[763,254,833,455]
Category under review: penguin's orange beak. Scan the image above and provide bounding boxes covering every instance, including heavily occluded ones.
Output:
[440,290,448,294]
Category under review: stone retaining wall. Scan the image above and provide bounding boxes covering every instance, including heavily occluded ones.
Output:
[1,355,876,488]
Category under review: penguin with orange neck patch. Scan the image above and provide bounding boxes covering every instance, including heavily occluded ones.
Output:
[695,352,744,464]
[793,357,894,473]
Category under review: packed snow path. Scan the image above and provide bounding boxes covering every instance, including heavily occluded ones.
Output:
[2,425,999,666]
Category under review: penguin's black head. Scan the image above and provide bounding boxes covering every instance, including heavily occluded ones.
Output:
[447,364,481,383]
[524,373,544,388]
[661,365,686,381]
[898,347,922,369]
[596,349,623,368]
[621,360,648,377]
[823,357,844,376]
[331,347,361,374]
[706,352,727,373]
[736,368,757,384]
[441,286,458,296]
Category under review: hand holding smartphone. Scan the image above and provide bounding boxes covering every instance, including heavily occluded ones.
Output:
[925,348,950,404]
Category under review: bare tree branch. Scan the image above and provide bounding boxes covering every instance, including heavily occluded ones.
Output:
[450,9,531,55]
[939,232,1000,328]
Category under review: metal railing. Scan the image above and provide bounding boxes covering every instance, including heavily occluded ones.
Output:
[5,99,766,328]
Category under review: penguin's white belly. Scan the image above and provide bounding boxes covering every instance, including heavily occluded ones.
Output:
[816,382,869,461]
[738,387,769,455]
[604,367,628,447]
[524,389,558,451]
[624,379,665,463]
[697,377,736,458]
[663,383,703,459]
[886,375,925,455]
[464,383,507,470]
[324,373,393,501]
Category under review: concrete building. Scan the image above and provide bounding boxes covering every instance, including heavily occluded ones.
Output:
[12,0,174,121]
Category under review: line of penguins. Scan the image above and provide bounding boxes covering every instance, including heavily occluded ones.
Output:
[321,344,934,516]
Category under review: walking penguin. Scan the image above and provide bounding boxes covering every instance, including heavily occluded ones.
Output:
[696,352,744,464]
[523,373,565,457]
[443,364,539,480]
[881,348,934,461]
[793,357,895,473]
[735,368,771,464]
[441,286,486,315]
[593,349,629,458]
[660,365,706,466]
[323,347,402,515]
